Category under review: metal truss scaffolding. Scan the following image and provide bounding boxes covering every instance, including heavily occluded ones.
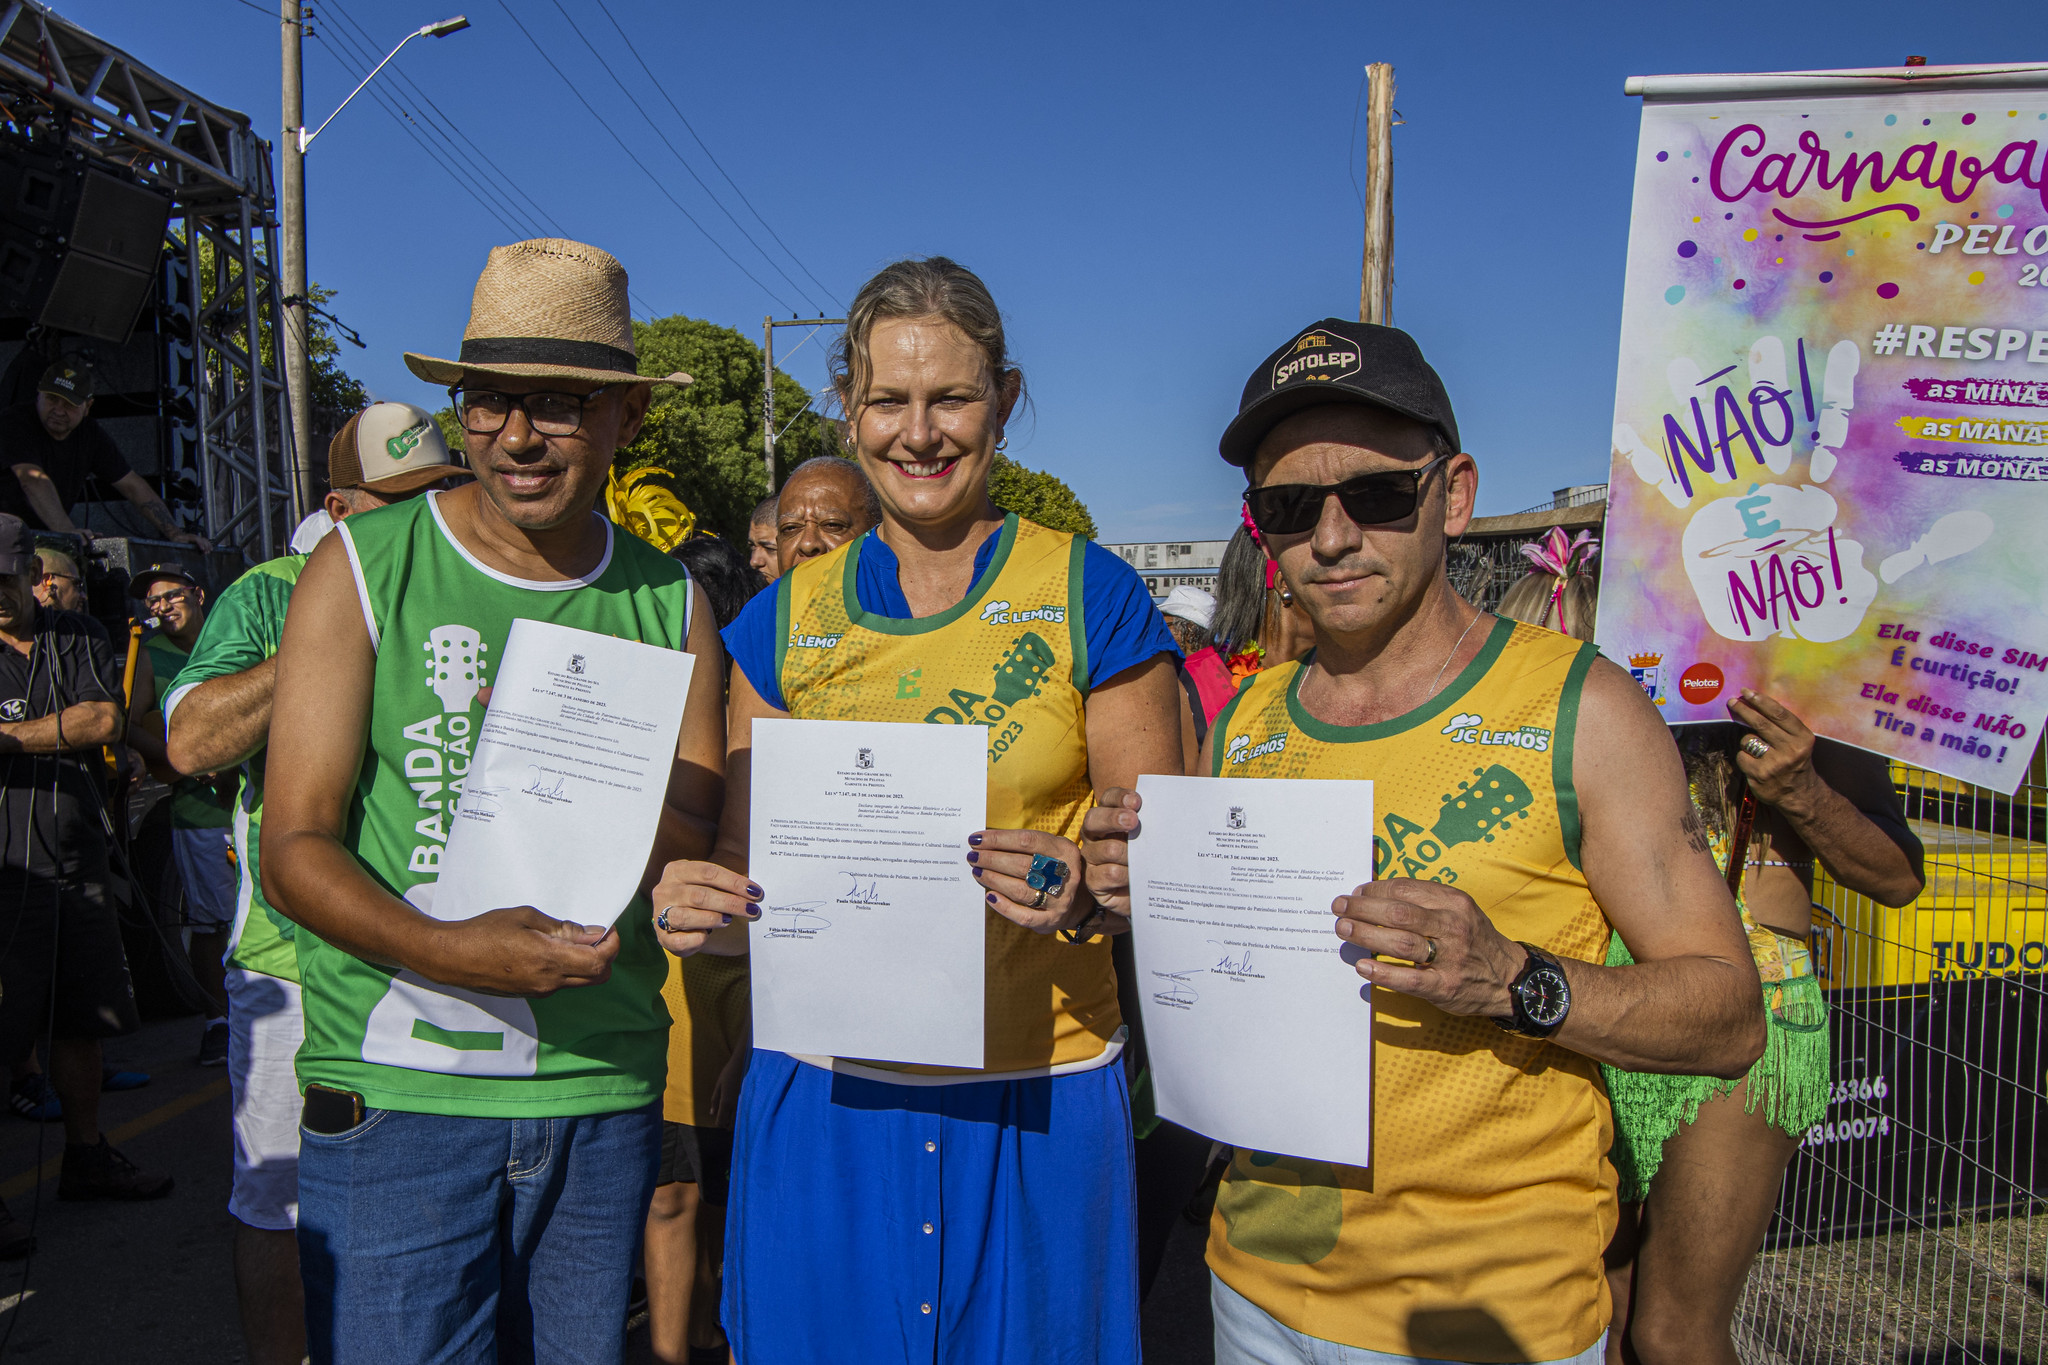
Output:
[0,0,295,558]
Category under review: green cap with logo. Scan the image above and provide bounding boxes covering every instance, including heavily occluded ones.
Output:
[329,401,462,495]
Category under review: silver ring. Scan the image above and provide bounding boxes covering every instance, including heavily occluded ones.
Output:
[656,906,677,933]
[1741,735,1771,760]
[1029,888,1049,911]
[1422,936,1439,966]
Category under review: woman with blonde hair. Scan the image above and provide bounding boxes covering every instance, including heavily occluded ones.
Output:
[654,257,1181,1363]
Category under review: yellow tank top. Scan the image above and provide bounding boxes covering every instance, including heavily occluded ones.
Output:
[776,514,1121,1076]
[1205,618,1614,1363]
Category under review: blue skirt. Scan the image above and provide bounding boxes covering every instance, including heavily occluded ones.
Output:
[722,1049,1141,1365]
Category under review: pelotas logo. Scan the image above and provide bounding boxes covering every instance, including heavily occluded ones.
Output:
[1272,330,1361,389]
[978,599,1066,626]
[788,630,844,650]
[1439,711,1552,752]
[1679,662,1725,704]
[1225,731,1288,766]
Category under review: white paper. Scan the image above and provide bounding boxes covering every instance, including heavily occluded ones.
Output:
[1129,774,1377,1167]
[430,617,695,929]
[748,718,987,1069]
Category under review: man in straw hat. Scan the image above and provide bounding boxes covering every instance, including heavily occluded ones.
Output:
[260,239,731,1361]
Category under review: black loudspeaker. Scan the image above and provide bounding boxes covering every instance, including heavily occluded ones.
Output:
[0,137,170,344]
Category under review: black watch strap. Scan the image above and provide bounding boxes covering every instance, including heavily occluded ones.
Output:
[1493,942,1570,1038]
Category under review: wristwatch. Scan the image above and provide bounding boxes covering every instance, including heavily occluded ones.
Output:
[1493,942,1571,1038]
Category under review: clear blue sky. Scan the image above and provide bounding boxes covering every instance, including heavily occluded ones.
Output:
[69,0,2043,539]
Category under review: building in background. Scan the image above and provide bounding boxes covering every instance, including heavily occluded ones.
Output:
[1099,539,1228,604]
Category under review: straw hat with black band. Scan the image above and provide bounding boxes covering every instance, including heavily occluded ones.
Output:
[404,238,692,390]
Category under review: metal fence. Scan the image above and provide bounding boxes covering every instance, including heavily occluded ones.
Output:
[1733,751,2048,1364]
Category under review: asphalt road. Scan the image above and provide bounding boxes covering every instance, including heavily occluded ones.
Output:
[0,1014,1219,1363]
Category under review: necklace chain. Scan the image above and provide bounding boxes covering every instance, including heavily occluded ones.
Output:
[1427,609,1484,702]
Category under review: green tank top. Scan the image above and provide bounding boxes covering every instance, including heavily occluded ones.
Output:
[302,492,694,1117]
[143,634,233,830]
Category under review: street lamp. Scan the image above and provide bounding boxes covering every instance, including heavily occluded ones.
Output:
[279,11,470,522]
[298,17,471,152]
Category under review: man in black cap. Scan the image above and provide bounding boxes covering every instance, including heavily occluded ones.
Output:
[0,360,211,551]
[1082,320,1764,1365]
[123,564,236,1064]
[0,512,172,1257]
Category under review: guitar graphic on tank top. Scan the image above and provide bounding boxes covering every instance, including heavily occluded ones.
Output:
[992,631,1057,707]
[1431,764,1536,849]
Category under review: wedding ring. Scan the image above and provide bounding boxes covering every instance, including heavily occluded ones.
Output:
[1422,936,1440,966]
[1740,735,1772,760]
[1029,888,1049,910]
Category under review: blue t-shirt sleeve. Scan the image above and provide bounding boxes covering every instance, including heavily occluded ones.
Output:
[720,580,788,712]
[1080,539,1180,691]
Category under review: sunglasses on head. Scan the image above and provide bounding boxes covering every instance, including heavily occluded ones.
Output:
[1243,454,1453,536]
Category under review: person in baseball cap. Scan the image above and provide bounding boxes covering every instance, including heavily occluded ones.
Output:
[0,360,211,551]
[1121,318,1767,1365]
[285,401,470,551]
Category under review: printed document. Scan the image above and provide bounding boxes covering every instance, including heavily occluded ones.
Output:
[1130,774,1376,1167]
[748,719,988,1069]
[430,617,695,930]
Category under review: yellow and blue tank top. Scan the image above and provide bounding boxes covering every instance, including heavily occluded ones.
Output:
[1205,617,1615,1363]
[761,514,1162,1077]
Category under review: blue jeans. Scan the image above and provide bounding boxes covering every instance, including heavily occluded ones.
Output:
[297,1101,661,1365]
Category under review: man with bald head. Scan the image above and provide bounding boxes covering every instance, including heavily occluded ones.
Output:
[775,456,880,573]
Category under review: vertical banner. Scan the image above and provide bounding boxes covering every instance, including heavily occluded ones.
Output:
[1598,73,2048,793]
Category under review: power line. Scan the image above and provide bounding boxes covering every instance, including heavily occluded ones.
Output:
[587,0,838,308]
[493,0,801,314]
[585,0,839,306]
[311,13,551,238]
[319,0,572,243]
[543,0,828,315]
[305,10,662,319]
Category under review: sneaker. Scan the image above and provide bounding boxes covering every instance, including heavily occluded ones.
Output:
[100,1068,151,1092]
[9,1073,60,1122]
[56,1137,173,1201]
[0,1199,33,1259]
[196,1020,229,1067]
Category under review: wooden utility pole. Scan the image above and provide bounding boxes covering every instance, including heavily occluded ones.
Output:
[1359,62,1395,326]
[762,315,775,484]
[281,0,313,513]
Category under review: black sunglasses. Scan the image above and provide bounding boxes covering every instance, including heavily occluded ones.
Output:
[1243,454,1453,536]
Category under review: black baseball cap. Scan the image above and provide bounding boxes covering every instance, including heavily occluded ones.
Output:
[0,515,31,576]
[37,359,94,403]
[1219,318,1460,468]
[128,563,198,599]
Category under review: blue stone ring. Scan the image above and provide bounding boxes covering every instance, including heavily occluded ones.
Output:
[656,906,678,933]
[1026,855,1070,895]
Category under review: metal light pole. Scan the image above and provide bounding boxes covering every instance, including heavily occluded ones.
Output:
[762,315,846,488]
[281,12,469,513]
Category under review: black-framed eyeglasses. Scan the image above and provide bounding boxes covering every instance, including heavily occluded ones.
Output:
[1243,454,1453,536]
[145,588,193,610]
[450,386,613,438]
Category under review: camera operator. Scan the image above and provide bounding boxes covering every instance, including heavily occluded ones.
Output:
[0,512,171,1257]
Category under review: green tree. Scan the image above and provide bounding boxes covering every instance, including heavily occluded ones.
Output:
[990,452,1096,538]
[622,315,837,539]
[432,311,1096,542]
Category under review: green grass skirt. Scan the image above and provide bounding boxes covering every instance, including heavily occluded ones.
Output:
[1600,933,1830,1202]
